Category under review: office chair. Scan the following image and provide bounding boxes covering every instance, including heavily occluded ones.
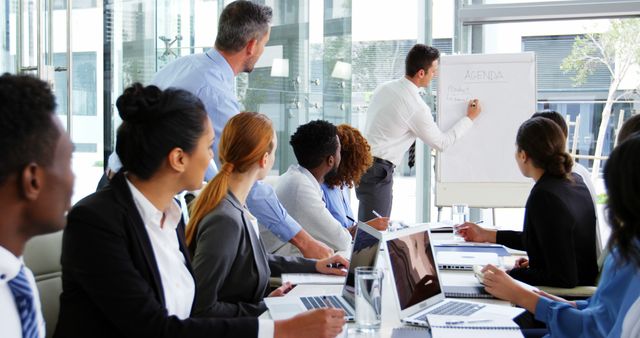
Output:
[23,230,64,338]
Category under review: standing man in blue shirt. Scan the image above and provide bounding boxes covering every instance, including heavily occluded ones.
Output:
[0,74,75,338]
[150,0,332,259]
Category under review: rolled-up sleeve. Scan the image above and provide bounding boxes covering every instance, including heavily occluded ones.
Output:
[535,296,608,337]
[247,181,302,242]
[407,104,473,152]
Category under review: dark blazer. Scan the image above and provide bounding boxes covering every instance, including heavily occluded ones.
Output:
[189,192,316,318]
[54,173,257,338]
[496,173,598,288]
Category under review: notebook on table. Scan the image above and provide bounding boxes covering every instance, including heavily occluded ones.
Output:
[381,224,524,327]
[391,327,431,338]
[427,315,523,338]
[264,222,382,321]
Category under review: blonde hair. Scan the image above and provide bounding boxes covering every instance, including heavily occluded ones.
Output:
[186,112,274,245]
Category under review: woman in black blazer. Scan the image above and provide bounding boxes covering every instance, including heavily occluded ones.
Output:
[54,84,344,338]
[458,117,598,288]
[186,112,349,319]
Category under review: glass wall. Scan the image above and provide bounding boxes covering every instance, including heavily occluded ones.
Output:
[5,0,637,213]
[1,0,104,204]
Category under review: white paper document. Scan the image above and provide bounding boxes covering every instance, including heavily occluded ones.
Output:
[427,314,524,338]
[281,273,345,285]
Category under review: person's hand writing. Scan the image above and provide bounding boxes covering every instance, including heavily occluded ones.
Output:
[366,216,389,231]
[275,308,346,338]
[456,222,497,243]
[467,99,482,120]
[268,282,294,297]
[316,254,350,276]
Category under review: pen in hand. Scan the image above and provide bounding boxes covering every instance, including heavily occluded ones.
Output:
[372,210,383,218]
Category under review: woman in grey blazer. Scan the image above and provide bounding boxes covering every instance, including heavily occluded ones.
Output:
[187,112,349,319]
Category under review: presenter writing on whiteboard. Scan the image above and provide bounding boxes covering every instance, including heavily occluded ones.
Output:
[356,44,482,220]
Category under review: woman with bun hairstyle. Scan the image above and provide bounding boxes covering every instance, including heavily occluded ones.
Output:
[458,117,598,287]
[55,84,345,338]
[478,134,640,338]
[187,112,349,319]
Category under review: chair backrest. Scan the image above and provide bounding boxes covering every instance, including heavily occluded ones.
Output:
[23,230,63,338]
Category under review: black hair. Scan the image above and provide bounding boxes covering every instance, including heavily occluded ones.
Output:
[531,111,568,138]
[215,1,273,53]
[405,44,440,77]
[0,73,59,185]
[115,83,207,180]
[617,114,640,144]
[290,120,338,169]
[603,134,640,268]
[516,117,573,179]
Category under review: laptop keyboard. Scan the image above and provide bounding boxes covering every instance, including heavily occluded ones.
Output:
[300,296,354,317]
[417,301,486,321]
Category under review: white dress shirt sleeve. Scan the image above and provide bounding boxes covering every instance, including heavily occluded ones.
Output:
[406,105,473,152]
[258,319,275,338]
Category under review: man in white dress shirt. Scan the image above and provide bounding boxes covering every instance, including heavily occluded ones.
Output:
[356,44,482,220]
[274,120,353,252]
[0,74,75,338]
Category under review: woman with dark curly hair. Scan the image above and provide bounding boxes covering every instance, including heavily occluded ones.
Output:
[322,124,386,232]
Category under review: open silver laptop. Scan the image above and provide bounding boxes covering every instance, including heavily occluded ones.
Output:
[265,222,382,320]
[383,224,524,327]
[436,251,500,270]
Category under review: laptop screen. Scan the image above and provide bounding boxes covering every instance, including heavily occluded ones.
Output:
[387,229,442,310]
[343,227,381,300]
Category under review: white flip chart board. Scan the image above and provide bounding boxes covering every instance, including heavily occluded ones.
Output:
[435,53,536,208]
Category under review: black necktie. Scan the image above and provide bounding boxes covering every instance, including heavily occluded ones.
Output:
[408,141,416,169]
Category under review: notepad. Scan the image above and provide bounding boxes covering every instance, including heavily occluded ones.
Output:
[426,315,523,338]
[391,327,431,338]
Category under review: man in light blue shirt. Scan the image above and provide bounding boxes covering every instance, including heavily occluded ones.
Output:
[149,1,332,259]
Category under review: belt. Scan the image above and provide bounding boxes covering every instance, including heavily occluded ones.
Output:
[373,157,394,167]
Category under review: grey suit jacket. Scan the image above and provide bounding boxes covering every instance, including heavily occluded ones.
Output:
[189,192,317,318]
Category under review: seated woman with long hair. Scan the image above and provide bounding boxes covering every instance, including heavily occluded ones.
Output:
[459,117,598,287]
[187,112,349,318]
[479,133,640,337]
[322,124,387,232]
[55,85,345,338]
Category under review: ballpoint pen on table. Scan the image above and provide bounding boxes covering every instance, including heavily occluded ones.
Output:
[445,319,492,325]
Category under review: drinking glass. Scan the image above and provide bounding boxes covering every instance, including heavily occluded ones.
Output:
[451,204,469,241]
[355,266,384,332]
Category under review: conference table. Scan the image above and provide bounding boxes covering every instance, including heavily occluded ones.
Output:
[260,232,526,337]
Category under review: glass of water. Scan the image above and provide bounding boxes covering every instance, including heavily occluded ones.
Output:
[451,204,469,241]
[355,266,384,332]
